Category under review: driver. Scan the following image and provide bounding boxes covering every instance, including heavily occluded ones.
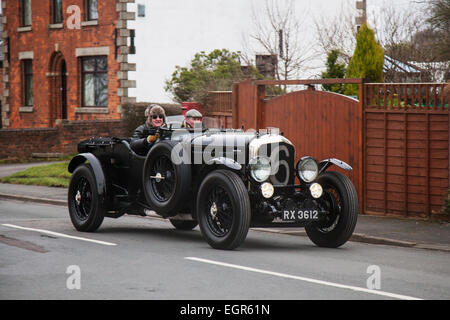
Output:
[182,109,203,129]
[130,104,166,153]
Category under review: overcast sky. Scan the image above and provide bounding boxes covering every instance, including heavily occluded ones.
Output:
[0,0,422,103]
[128,0,422,103]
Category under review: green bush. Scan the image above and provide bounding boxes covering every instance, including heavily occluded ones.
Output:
[121,102,182,136]
[345,23,384,96]
[444,189,450,215]
[321,49,347,94]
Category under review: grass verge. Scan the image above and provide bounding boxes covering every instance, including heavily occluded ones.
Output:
[0,154,76,165]
[0,162,71,188]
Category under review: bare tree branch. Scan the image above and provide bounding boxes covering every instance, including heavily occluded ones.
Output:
[243,0,316,82]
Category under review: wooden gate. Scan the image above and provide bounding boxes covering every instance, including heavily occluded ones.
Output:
[232,79,365,212]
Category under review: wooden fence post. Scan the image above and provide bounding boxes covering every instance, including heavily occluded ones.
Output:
[232,83,239,129]
[256,84,266,129]
[359,78,365,215]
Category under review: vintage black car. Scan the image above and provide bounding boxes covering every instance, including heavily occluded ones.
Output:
[67,123,358,250]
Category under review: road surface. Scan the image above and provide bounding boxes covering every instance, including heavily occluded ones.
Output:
[0,198,449,301]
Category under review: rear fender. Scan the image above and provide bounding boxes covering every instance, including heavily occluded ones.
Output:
[68,153,107,197]
[318,158,352,174]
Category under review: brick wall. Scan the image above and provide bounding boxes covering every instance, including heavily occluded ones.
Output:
[1,0,136,129]
[0,119,126,159]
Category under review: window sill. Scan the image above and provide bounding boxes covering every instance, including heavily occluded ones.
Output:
[48,23,63,30]
[75,107,109,114]
[19,106,34,113]
[17,26,32,33]
[81,20,98,27]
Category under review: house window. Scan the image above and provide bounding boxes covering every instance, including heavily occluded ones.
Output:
[85,0,98,21]
[81,56,108,107]
[138,4,146,17]
[22,59,33,106]
[20,0,32,27]
[51,0,63,24]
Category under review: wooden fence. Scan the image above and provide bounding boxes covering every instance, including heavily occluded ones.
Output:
[205,80,450,219]
[364,83,449,218]
[204,91,233,128]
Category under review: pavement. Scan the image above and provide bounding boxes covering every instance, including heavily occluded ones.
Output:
[0,162,449,253]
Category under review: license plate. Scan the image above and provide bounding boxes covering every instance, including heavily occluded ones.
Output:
[282,210,320,221]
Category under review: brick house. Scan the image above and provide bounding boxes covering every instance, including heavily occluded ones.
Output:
[1,0,136,129]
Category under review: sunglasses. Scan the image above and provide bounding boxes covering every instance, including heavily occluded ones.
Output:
[152,115,164,119]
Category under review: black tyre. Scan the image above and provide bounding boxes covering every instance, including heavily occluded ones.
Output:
[169,219,198,230]
[68,164,105,232]
[143,141,191,217]
[305,171,358,248]
[197,170,251,250]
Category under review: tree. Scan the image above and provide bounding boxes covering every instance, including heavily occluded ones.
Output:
[242,0,314,83]
[425,0,450,32]
[321,49,347,94]
[165,49,261,104]
[314,1,357,65]
[424,0,450,61]
[314,1,432,80]
[345,23,384,96]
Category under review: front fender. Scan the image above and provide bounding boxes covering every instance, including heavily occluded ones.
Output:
[68,153,107,197]
[319,158,352,174]
[205,157,242,170]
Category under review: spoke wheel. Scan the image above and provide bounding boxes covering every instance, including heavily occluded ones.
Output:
[206,185,234,237]
[73,177,93,221]
[149,155,176,202]
[142,141,191,217]
[317,188,341,233]
[197,170,251,250]
[68,164,105,232]
[305,171,358,248]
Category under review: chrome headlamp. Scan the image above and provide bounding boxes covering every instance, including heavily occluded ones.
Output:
[249,156,271,182]
[296,157,319,183]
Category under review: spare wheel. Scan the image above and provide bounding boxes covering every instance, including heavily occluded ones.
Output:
[142,140,191,216]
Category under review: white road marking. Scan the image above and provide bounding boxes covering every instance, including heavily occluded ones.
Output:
[1,224,117,246]
[185,257,423,300]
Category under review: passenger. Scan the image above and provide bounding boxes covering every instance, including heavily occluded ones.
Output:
[130,104,166,154]
[182,109,203,129]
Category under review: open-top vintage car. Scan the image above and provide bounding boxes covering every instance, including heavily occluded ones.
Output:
[67,123,358,250]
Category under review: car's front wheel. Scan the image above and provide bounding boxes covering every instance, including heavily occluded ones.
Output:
[305,171,358,248]
[68,164,105,232]
[197,170,251,250]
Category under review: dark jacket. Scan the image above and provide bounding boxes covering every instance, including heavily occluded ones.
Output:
[130,123,165,155]
[130,123,153,154]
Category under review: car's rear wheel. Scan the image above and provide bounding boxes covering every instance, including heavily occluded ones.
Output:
[169,219,198,230]
[143,141,191,217]
[68,164,105,232]
[305,171,358,248]
[197,170,251,250]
